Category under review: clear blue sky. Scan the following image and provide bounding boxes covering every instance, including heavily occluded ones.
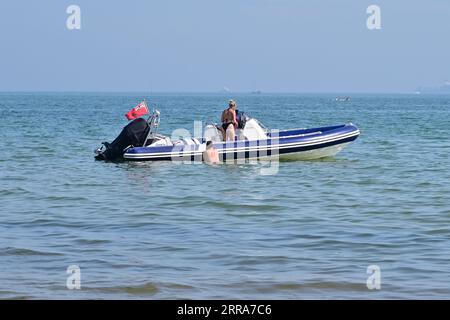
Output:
[1,0,449,92]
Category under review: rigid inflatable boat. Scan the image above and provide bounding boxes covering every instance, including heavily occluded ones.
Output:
[95,110,360,162]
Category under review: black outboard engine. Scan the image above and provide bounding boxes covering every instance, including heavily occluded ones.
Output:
[95,118,150,161]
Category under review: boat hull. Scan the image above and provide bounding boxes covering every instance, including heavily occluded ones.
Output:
[278,142,350,161]
[123,123,360,162]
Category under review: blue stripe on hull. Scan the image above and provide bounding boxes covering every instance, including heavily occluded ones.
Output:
[125,134,358,162]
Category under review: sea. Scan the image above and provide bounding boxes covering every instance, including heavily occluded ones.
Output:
[0,92,449,299]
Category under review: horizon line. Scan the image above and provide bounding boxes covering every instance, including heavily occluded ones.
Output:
[0,90,434,95]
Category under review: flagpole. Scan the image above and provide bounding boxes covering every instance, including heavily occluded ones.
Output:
[143,99,155,146]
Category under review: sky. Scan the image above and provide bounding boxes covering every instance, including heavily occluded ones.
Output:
[0,0,450,92]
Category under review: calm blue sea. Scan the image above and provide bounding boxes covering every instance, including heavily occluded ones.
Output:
[0,93,449,299]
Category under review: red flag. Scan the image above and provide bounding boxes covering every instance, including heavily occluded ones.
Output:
[125,101,149,120]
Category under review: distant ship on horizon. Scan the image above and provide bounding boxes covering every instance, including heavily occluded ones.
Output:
[335,96,351,102]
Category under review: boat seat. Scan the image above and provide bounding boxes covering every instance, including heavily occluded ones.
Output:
[182,138,202,145]
[150,136,172,146]
[204,124,224,142]
[181,137,206,152]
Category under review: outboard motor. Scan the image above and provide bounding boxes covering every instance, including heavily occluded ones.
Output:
[95,118,150,161]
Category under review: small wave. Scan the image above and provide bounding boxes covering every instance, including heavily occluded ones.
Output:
[1,176,27,181]
[22,219,86,228]
[0,290,19,298]
[74,239,112,245]
[424,228,450,236]
[89,282,159,295]
[203,201,285,212]
[224,280,367,293]
[0,187,31,196]
[3,295,33,300]
[292,281,367,291]
[44,195,88,201]
[164,283,195,290]
[1,247,63,257]
[280,156,339,163]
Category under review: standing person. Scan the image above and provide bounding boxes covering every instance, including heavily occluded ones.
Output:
[221,100,238,141]
[203,141,220,164]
